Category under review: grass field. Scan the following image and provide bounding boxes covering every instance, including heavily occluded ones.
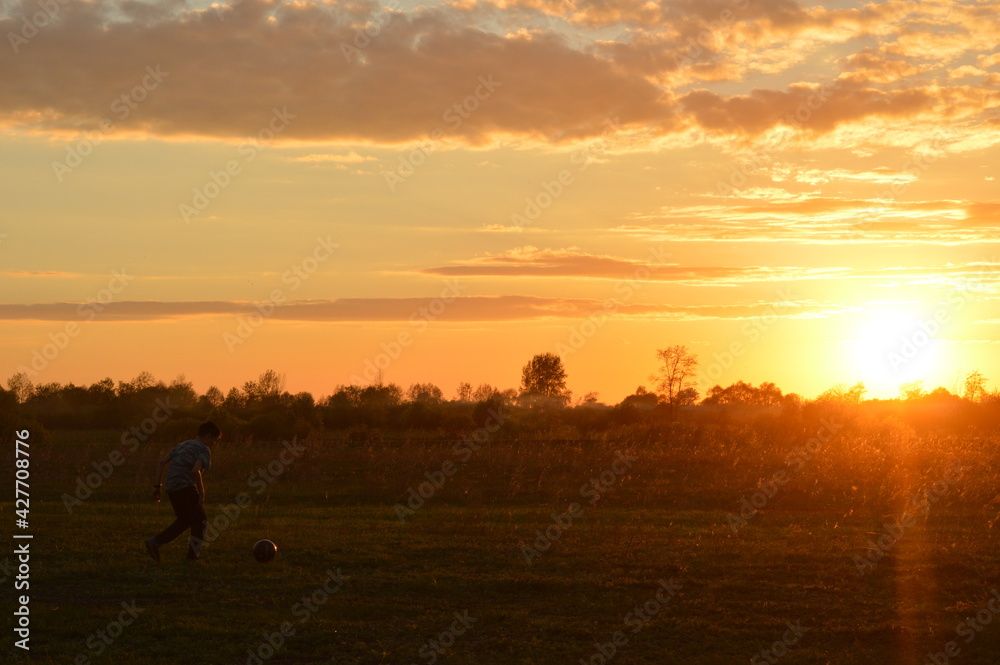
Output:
[6,420,1000,664]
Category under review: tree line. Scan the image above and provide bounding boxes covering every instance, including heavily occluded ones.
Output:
[2,347,998,442]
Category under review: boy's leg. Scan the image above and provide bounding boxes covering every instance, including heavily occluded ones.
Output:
[187,501,208,559]
[153,486,200,546]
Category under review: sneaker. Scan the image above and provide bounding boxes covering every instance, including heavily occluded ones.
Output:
[145,538,161,563]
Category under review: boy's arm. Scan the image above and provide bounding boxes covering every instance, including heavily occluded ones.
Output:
[193,460,206,502]
[152,452,171,502]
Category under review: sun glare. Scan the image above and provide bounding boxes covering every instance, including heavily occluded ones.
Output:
[851,308,943,398]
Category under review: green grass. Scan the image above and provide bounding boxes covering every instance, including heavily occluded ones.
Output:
[6,429,1000,663]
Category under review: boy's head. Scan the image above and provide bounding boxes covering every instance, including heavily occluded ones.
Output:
[197,421,222,446]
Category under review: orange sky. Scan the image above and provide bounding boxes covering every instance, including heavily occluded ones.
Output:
[1,0,998,402]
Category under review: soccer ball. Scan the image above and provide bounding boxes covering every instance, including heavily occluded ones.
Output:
[252,539,278,563]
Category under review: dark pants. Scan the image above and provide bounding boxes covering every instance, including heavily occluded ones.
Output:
[154,485,206,558]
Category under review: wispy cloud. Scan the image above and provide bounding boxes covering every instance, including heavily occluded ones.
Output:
[0,296,838,323]
[0,270,88,278]
[618,198,1000,244]
[289,152,379,163]
[417,246,847,283]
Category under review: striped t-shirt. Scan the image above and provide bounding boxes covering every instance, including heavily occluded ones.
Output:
[164,439,212,492]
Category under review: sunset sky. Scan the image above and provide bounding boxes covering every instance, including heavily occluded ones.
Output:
[0,0,998,402]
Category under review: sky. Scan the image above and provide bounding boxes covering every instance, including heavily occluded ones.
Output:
[0,0,998,403]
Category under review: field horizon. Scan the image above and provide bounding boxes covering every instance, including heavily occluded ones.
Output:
[7,405,1000,664]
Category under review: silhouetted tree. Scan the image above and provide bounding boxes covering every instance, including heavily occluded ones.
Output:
[899,380,925,401]
[224,387,245,410]
[7,371,33,404]
[651,346,698,406]
[621,386,658,409]
[203,386,225,408]
[676,386,699,405]
[455,382,473,402]
[816,382,866,404]
[702,381,782,406]
[119,370,158,394]
[520,353,570,406]
[407,383,443,403]
[964,371,987,402]
[927,386,959,403]
[473,383,499,402]
[168,375,198,410]
[243,369,285,404]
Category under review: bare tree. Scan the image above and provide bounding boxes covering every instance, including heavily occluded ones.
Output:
[964,370,987,402]
[651,346,698,406]
[6,371,34,404]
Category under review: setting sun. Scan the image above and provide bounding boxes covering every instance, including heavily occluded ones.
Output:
[849,308,946,398]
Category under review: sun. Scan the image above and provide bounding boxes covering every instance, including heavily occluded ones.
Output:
[850,307,943,398]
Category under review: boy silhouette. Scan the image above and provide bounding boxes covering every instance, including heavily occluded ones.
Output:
[145,421,221,562]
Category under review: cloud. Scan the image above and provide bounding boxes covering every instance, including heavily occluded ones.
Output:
[290,152,379,163]
[1,0,995,150]
[0,0,678,144]
[980,53,1000,69]
[417,246,847,283]
[478,223,542,233]
[0,296,833,322]
[618,197,1000,244]
[769,165,918,186]
[681,78,943,136]
[965,202,1000,227]
[0,270,86,277]
[837,48,922,84]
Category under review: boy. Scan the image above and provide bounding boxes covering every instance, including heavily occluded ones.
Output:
[145,421,221,562]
